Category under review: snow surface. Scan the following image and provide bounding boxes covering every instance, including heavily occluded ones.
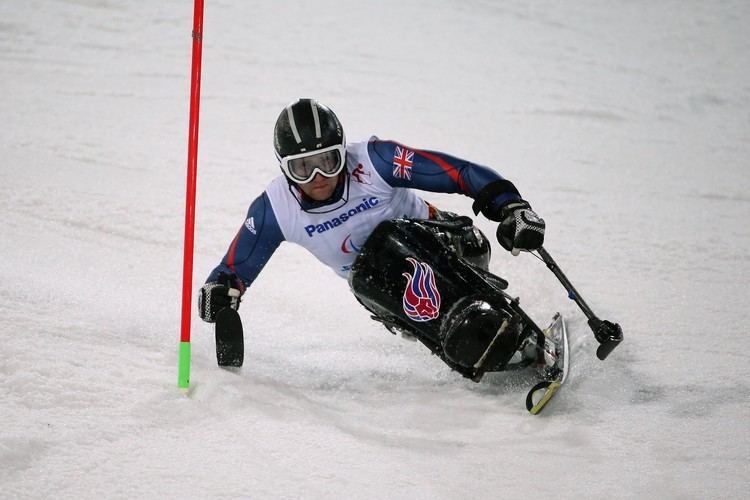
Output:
[1,0,749,498]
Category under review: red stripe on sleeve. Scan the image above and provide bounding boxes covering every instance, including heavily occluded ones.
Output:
[413,148,467,193]
[225,231,241,272]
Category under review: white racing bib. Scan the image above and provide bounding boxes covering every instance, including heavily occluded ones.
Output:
[266,139,429,277]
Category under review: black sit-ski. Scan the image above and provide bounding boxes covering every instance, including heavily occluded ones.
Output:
[215,216,622,414]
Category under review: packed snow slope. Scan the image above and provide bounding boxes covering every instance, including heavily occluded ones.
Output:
[1,1,748,498]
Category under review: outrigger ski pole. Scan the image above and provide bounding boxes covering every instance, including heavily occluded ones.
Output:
[536,247,623,360]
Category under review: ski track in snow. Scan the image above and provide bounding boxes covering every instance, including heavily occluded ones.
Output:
[1,1,748,498]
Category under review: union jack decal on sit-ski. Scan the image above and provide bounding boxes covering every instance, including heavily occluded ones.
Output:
[402,257,441,322]
[392,145,414,180]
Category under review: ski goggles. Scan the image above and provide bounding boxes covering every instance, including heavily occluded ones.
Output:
[279,144,346,184]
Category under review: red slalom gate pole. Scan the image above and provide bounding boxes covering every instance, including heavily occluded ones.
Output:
[178,0,205,391]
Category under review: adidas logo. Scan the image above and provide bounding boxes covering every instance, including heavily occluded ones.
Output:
[244,217,256,234]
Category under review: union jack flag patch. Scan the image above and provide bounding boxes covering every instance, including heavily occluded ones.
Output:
[392,145,414,180]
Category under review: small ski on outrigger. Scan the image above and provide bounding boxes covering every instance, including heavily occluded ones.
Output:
[215,289,244,368]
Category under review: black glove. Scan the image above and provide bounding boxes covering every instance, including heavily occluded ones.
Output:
[496,201,545,255]
[197,272,243,323]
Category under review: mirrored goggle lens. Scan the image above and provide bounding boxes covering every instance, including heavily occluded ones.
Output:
[287,150,342,181]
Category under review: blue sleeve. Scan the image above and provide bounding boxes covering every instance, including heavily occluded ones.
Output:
[367,138,522,213]
[205,192,284,290]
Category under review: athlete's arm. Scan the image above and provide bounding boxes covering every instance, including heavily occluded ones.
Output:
[205,192,285,289]
[367,138,523,216]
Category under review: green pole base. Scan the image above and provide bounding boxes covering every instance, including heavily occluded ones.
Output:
[178,341,191,389]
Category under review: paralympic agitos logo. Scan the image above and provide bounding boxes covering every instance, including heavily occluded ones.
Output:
[341,234,362,253]
[304,197,379,237]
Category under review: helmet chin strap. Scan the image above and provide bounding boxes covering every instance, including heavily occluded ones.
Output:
[287,170,351,214]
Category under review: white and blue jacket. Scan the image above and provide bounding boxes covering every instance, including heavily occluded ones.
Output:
[206,137,522,288]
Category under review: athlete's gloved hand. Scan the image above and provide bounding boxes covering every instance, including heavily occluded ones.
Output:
[197,272,243,323]
[496,201,545,256]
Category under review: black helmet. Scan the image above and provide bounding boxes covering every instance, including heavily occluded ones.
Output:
[273,99,346,184]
